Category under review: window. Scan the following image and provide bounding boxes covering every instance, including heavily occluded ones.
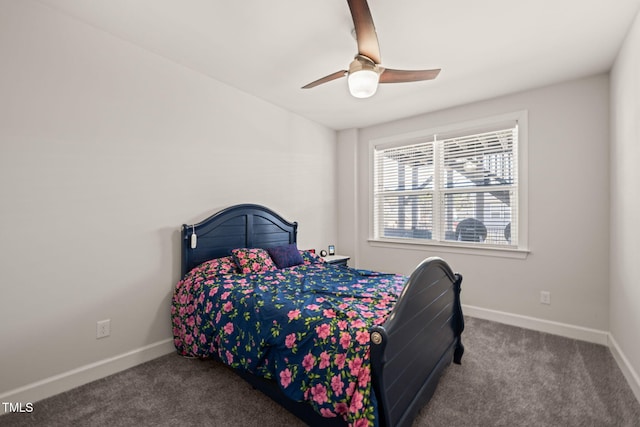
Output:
[372,112,526,251]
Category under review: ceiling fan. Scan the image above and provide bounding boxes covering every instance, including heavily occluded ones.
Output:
[302,0,441,98]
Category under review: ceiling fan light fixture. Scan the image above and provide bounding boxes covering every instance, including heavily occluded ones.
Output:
[347,55,380,98]
[348,69,379,98]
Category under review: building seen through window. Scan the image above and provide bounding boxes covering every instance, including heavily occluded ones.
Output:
[373,122,519,247]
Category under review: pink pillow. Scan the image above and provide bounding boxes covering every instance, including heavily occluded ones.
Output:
[231,248,277,274]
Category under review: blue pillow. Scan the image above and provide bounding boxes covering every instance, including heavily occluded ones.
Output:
[267,243,304,269]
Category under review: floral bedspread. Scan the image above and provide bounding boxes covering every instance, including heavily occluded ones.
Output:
[171,261,407,426]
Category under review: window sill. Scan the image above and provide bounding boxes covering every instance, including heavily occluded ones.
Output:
[368,238,530,259]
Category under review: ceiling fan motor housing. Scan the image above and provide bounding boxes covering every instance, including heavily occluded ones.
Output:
[349,54,381,75]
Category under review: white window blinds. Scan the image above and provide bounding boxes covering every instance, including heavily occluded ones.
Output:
[373,123,519,246]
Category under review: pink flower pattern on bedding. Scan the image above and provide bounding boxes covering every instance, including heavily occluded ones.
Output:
[192,256,238,276]
[171,259,407,426]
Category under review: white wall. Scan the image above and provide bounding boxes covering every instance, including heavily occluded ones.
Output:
[338,75,611,334]
[0,0,337,400]
[610,9,640,400]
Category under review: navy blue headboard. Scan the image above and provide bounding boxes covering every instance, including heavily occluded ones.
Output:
[181,204,298,277]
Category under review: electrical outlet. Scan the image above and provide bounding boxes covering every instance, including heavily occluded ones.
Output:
[540,291,551,305]
[96,319,111,339]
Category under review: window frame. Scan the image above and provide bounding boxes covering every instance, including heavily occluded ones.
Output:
[368,111,529,259]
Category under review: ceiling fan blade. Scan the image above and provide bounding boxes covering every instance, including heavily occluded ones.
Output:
[379,68,441,84]
[347,0,381,64]
[302,70,348,89]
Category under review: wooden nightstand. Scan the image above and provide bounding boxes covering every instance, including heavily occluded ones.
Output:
[322,255,350,267]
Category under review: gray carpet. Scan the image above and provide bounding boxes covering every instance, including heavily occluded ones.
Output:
[2,317,639,426]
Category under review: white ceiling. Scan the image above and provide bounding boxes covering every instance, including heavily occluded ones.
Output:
[37,0,640,130]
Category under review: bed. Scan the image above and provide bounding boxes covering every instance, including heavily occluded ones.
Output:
[172,204,464,427]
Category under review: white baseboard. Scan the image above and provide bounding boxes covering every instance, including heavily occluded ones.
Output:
[462,304,609,345]
[463,304,640,404]
[3,309,639,409]
[608,334,640,404]
[0,338,175,405]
